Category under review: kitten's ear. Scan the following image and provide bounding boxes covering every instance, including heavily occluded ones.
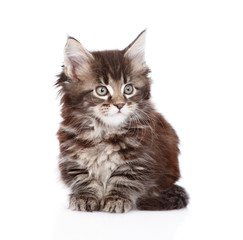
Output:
[64,37,94,81]
[124,30,146,70]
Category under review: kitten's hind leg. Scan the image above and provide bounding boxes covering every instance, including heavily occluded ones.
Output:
[136,184,189,211]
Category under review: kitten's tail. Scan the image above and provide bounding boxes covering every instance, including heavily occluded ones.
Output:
[136,184,189,211]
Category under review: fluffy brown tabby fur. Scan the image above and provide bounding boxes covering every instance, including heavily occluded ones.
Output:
[56,30,189,213]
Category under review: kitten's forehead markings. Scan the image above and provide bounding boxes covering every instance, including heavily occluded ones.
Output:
[124,75,131,84]
[99,77,106,85]
[123,73,127,84]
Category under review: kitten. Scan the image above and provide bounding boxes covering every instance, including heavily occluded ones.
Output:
[56,30,189,213]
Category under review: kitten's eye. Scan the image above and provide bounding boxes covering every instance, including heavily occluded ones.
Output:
[96,86,108,96]
[124,84,133,95]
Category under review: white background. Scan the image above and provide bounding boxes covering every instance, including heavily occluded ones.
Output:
[0,0,242,239]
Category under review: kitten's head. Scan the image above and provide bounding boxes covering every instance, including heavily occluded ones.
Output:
[57,30,152,127]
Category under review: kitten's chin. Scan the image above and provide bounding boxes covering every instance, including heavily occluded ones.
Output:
[99,113,127,127]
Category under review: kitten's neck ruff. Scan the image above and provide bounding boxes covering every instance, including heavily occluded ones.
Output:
[91,118,129,137]
[61,117,128,142]
[96,113,128,127]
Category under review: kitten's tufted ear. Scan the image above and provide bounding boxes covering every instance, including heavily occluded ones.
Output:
[64,37,94,81]
[124,30,146,71]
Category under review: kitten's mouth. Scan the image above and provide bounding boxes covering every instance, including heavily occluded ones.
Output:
[113,111,122,115]
[111,110,124,116]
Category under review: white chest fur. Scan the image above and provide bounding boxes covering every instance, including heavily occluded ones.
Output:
[77,141,122,185]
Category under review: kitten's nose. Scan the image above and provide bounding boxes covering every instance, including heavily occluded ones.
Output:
[114,103,125,110]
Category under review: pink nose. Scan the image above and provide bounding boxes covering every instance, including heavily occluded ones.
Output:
[114,103,125,110]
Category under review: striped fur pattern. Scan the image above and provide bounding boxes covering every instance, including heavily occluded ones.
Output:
[56,30,189,213]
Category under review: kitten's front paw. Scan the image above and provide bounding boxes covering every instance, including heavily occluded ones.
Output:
[101,196,133,213]
[69,194,100,212]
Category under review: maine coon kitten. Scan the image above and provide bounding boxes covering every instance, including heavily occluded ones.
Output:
[56,30,189,213]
